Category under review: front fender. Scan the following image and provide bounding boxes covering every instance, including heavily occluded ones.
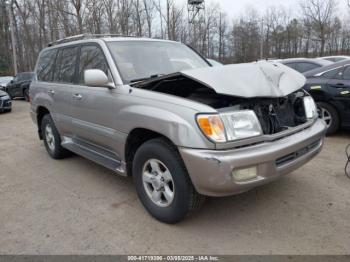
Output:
[117,104,214,149]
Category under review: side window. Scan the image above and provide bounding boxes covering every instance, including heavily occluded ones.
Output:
[342,66,350,80]
[284,63,297,70]
[54,46,79,84]
[37,50,57,82]
[296,63,319,73]
[321,68,341,78]
[78,45,109,84]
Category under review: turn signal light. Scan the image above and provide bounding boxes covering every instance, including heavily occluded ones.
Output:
[196,114,226,142]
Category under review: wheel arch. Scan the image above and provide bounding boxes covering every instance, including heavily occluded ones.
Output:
[124,128,175,177]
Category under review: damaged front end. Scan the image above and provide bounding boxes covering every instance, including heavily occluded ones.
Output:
[131,62,317,141]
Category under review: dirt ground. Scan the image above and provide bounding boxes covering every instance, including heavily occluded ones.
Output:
[0,100,350,255]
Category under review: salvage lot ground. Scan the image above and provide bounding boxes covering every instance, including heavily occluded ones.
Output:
[0,100,350,255]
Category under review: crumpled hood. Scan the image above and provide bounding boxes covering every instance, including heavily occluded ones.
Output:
[180,61,306,98]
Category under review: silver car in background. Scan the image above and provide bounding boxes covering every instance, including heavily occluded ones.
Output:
[30,35,327,223]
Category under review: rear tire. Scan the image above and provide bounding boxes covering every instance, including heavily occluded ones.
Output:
[133,138,205,223]
[41,114,71,159]
[317,102,340,135]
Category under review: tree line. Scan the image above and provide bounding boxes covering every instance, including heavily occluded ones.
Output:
[0,0,348,74]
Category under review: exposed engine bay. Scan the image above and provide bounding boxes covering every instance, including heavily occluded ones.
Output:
[132,74,308,135]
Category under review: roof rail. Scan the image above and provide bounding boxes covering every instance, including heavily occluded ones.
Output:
[47,34,136,47]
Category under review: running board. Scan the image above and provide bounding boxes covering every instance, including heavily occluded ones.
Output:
[61,137,126,176]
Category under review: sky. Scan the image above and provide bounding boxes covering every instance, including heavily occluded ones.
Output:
[205,0,296,17]
[182,0,349,19]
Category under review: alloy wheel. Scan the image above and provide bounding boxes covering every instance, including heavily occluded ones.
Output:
[142,159,175,207]
[318,106,332,128]
[45,124,55,151]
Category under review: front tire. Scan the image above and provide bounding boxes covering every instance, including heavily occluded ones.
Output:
[133,138,205,223]
[317,102,340,135]
[41,114,71,159]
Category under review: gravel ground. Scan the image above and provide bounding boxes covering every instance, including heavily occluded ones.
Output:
[0,100,350,255]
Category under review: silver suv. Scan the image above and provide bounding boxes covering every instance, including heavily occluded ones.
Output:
[30,35,327,223]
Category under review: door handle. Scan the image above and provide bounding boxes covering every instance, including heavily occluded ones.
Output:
[73,93,82,100]
[47,90,55,95]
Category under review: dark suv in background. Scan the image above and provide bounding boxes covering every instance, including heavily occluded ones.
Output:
[5,72,34,101]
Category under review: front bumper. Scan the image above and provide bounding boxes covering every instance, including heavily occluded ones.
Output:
[179,119,327,197]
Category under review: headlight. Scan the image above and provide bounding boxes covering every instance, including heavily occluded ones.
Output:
[196,110,263,143]
[220,110,262,141]
[303,96,317,119]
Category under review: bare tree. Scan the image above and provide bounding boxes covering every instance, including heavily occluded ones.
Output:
[301,0,337,56]
[3,0,350,74]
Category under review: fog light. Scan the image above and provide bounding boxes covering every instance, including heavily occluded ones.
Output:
[232,166,258,181]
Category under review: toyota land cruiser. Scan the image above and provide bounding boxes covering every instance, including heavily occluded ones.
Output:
[30,35,327,223]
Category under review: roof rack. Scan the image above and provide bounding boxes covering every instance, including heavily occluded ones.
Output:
[47,34,136,47]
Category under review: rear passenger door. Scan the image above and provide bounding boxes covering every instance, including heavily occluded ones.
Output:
[71,44,120,155]
[49,46,79,136]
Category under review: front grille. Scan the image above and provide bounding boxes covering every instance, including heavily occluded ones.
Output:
[276,139,321,167]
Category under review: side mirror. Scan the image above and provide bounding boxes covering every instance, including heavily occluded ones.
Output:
[84,69,114,88]
[10,80,13,84]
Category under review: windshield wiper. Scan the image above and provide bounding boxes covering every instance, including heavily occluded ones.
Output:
[130,74,165,83]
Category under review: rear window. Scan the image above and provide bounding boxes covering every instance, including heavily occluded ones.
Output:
[37,49,58,82]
